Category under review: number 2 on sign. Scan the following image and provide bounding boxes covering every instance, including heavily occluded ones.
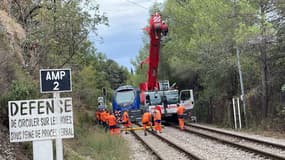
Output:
[53,81,59,90]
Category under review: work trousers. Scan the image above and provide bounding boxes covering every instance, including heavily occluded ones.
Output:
[154,120,161,132]
[122,121,131,128]
[142,122,152,132]
[109,125,116,135]
[178,118,184,130]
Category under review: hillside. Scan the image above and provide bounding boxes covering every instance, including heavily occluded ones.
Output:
[0,9,31,160]
[0,10,26,93]
[0,3,130,159]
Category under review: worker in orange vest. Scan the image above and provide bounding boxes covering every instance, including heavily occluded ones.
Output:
[107,112,117,135]
[155,105,162,115]
[153,106,162,133]
[95,110,100,125]
[176,103,186,130]
[122,110,132,134]
[141,109,153,136]
[100,109,105,126]
[104,110,110,132]
[100,109,107,127]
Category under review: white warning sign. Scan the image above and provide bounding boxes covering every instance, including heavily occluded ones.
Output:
[8,98,74,142]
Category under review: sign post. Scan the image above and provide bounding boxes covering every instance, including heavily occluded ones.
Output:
[33,140,53,160]
[8,68,72,160]
[236,48,247,128]
[40,68,72,160]
[8,98,74,158]
[40,69,72,93]
[54,92,63,160]
[237,97,242,129]
[232,98,237,129]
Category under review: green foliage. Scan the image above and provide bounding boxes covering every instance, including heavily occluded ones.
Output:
[131,0,285,130]
[72,50,129,107]
[66,109,129,160]
[73,65,100,107]
[234,23,260,44]
[75,109,94,133]
[129,42,149,86]
[66,126,129,160]
[104,59,129,90]
[23,0,108,71]
[8,80,38,100]
[161,0,238,99]
[1,1,131,159]
[15,0,129,107]
[0,79,37,128]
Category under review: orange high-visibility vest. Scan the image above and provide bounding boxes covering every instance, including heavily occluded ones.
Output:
[105,112,110,124]
[177,106,185,116]
[98,111,102,120]
[122,111,129,123]
[142,112,151,123]
[107,115,116,126]
[101,111,107,122]
[96,111,100,120]
[153,110,161,121]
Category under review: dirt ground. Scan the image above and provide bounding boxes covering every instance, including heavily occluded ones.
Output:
[0,124,31,160]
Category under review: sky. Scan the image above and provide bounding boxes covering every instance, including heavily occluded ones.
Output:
[88,0,165,71]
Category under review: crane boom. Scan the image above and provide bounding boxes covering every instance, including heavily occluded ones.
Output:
[139,13,195,120]
[140,12,168,92]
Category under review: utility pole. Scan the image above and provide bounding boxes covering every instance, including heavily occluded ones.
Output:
[8,0,11,16]
[102,87,107,106]
[236,47,248,128]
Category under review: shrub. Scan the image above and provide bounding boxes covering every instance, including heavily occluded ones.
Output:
[0,80,37,126]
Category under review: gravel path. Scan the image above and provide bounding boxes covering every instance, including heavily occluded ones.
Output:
[134,129,190,160]
[122,131,158,160]
[159,126,269,160]
[190,123,285,146]
[188,126,285,158]
[122,129,190,160]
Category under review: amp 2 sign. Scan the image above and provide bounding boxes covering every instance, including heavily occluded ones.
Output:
[8,98,74,142]
[40,69,72,93]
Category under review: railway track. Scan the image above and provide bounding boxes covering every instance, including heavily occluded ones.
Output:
[130,124,202,160]
[168,123,285,160]
[129,129,162,160]
[123,122,284,159]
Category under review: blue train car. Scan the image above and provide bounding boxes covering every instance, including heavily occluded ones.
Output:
[112,85,142,122]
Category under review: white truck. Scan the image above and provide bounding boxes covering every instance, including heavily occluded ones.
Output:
[142,80,195,120]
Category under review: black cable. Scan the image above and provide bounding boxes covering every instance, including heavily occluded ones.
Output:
[125,0,148,10]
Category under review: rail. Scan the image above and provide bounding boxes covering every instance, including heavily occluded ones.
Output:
[135,123,202,160]
[169,123,285,160]
[130,130,163,160]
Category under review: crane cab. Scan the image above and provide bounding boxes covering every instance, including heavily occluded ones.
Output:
[142,86,194,119]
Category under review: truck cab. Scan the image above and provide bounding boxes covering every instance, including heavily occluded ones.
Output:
[142,80,194,119]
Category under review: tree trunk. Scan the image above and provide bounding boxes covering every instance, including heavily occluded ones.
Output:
[208,97,213,123]
[259,2,270,118]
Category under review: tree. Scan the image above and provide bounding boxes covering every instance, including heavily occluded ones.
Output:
[156,0,285,128]
[130,42,149,87]
[104,59,129,90]
[160,0,241,123]
[22,0,108,75]
[235,0,285,118]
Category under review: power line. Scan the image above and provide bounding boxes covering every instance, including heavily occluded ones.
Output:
[125,0,148,10]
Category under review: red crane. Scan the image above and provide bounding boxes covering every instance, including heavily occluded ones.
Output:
[139,13,194,120]
[140,12,168,94]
